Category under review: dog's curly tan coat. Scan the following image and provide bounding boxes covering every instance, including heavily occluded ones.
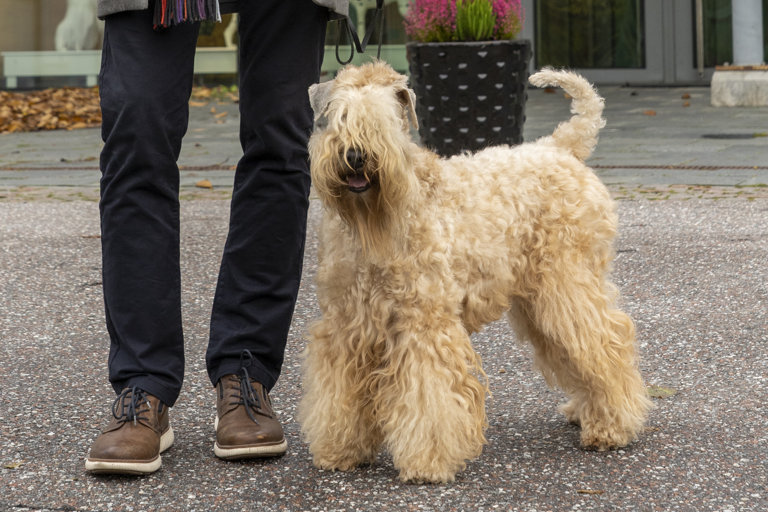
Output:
[300,61,653,483]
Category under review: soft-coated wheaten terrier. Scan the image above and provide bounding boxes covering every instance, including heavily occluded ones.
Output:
[299,61,652,483]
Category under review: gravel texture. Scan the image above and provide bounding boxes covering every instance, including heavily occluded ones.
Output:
[1,194,766,511]
[1,79,767,511]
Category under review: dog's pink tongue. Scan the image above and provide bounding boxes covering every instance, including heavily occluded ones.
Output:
[347,175,369,189]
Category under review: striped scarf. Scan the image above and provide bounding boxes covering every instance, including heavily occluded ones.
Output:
[153,0,221,28]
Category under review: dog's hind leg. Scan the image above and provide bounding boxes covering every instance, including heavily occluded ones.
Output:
[512,272,652,451]
[299,319,384,472]
[378,315,487,483]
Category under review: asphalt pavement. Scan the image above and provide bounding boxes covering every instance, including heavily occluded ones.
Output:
[0,81,767,511]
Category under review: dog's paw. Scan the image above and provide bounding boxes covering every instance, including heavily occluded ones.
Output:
[312,454,372,473]
[559,399,582,426]
[579,427,635,451]
[313,459,358,472]
[398,467,458,485]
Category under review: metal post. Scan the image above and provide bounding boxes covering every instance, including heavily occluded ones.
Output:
[695,0,704,76]
[732,0,764,65]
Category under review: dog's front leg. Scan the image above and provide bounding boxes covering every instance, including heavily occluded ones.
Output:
[299,317,383,472]
[379,314,488,484]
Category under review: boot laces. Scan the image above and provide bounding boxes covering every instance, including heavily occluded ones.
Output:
[230,350,265,424]
[112,386,152,426]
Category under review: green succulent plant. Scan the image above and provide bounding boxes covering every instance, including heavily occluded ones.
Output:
[455,0,496,41]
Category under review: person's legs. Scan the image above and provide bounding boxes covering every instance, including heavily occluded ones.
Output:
[89,9,199,474]
[207,0,327,461]
[206,0,327,390]
[98,9,199,408]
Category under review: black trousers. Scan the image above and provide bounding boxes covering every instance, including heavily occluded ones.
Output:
[99,2,327,407]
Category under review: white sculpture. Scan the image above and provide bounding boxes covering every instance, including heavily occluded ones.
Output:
[55,0,104,51]
[223,14,238,48]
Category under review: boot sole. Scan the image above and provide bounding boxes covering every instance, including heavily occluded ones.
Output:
[213,415,287,459]
[85,426,174,475]
[214,438,288,459]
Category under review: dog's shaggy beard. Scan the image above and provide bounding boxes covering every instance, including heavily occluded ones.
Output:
[310,110,418,259]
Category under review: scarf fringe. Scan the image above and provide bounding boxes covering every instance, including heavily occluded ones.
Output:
[153,0,221,29]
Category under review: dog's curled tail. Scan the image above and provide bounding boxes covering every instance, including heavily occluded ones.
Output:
[529,68,606,162]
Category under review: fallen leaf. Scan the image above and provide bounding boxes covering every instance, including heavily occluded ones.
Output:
[647,385,677,399]
[0,87,101,134]
[189,100,207,107]
[681,93,691,99]
[193,88,212,99]
[195,179,213,189]
[577,489,604,495]
[643,110,657,116]
[214,111,228,119]
[191,85,239,103]
[683,101,691,107]
[4,461,25,469]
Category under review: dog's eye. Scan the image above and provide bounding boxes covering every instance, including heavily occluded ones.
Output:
[314,115,328,131]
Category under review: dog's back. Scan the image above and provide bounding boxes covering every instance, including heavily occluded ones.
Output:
[528,69,606,162]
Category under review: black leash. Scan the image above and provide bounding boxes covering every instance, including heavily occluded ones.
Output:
[334,0,386,65]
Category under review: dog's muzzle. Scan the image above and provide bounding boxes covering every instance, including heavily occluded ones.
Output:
[344,149,371,193]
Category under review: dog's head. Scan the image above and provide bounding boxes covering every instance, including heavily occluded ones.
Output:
[308,61,419,200]
[307,62,421,255]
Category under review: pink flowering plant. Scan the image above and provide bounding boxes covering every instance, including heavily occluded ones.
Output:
[404,0,523,43]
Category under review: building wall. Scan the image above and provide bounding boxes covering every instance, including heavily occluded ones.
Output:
[0,0,66,76]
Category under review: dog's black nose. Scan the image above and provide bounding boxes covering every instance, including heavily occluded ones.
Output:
[345,149,365,173]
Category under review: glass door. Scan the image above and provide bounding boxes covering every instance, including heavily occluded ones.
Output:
[525,0,664,83]
[535,0,646,69]
[700,0,735,67]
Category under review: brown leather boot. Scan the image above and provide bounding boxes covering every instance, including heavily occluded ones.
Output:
[214,369,287,460]
[85,387,174,475]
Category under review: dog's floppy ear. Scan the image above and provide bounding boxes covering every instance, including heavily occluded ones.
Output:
[308,80,334,122]
[396,87,419,131]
